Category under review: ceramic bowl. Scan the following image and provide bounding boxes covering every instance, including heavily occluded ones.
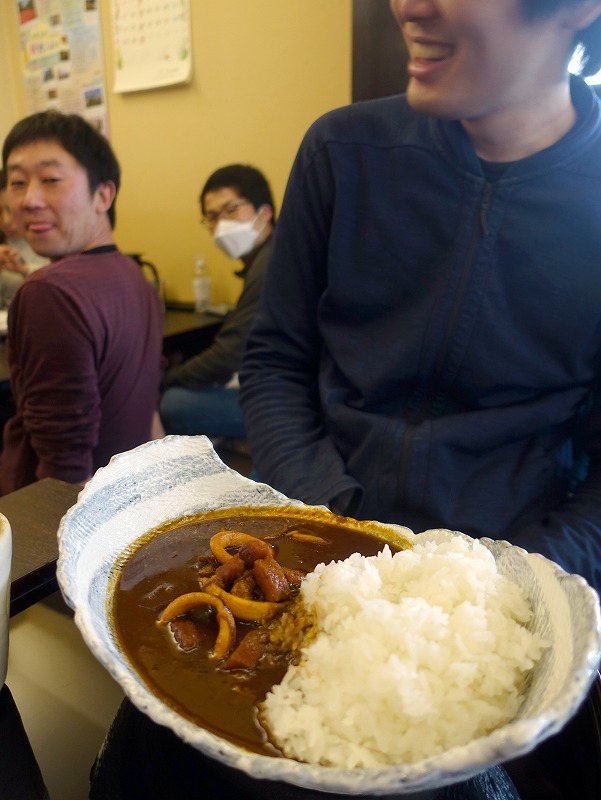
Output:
[56,435,601,796]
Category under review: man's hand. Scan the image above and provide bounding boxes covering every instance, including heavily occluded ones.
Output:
[0,245,27,276]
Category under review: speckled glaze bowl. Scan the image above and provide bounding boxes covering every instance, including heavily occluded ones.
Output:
[56,435,601,797]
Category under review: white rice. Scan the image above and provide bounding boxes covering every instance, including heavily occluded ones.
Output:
[261,537,547,768]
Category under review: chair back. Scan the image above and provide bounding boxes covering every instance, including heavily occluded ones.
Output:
[128,253,161,291]
[0,512,11,688]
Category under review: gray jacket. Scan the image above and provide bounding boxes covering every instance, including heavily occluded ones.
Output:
[164,236,272,388]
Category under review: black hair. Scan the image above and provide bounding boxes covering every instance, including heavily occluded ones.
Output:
[523,0,601,77]
[2,111,120,228]
[200,164,276,222]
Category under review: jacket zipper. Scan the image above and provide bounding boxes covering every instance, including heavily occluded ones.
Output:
[397,182,493,507]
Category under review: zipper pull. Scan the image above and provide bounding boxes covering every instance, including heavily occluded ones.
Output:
[480,183,492,235]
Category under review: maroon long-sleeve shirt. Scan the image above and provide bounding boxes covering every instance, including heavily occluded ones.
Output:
[0,247,163,493]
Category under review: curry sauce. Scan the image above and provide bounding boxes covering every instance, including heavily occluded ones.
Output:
[111,508,407,756]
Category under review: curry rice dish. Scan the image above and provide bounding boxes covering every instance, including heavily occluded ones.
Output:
[110,507,546,768]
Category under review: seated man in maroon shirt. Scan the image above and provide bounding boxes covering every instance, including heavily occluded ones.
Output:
[0,111,163,493]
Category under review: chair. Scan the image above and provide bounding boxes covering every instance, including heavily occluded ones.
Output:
[128,253,161,292]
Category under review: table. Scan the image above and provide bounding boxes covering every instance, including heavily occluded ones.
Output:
[163,307,225,339]
[162,307,224,364]
[1,477,80,617]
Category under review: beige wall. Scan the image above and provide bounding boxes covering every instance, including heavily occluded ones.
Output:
[0,3,20,147]
[2,0,352,304]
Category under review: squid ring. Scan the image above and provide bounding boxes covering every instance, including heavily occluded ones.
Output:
[209,530,274,564]
[158,591,236,659]
[205,582,284,622]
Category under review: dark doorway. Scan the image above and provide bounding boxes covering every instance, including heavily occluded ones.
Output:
[352,0,408,101]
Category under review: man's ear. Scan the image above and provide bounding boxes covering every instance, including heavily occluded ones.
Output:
[94,180,117,215]
[258,204,274,224]
[562,0,601,31]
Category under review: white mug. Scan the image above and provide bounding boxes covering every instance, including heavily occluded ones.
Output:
[0,512,11,688]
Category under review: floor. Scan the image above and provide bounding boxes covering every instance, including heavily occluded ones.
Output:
[5,445,254,800]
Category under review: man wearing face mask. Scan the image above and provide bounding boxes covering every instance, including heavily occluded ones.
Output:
[159,164,275,439]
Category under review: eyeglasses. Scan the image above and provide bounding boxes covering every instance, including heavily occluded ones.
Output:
[200,200,251,226]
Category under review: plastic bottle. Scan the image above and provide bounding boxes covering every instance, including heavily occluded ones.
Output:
[192,256,211,313]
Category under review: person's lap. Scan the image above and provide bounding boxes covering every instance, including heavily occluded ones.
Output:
[159,386,245,438]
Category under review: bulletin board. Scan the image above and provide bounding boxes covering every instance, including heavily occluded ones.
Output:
[15,0,109,135]
[110,0,192,93]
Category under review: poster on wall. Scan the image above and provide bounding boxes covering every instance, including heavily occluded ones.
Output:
[110,0,191,93]
[15,0,109,135]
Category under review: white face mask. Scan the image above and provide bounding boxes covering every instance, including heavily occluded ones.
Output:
[213,209,265,259]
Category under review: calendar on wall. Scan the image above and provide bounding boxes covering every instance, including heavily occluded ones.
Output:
[15,0,109,134]
[110,0,192,93]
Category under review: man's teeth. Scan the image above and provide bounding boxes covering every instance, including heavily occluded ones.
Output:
[412,43,451,60]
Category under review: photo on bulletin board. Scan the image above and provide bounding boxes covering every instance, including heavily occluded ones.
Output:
[15,0,110,135]
[111,0,192,93]
[18,0,37,26]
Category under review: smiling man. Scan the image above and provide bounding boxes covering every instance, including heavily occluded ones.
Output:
[240,0,601,594]
[0,111,163,493]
